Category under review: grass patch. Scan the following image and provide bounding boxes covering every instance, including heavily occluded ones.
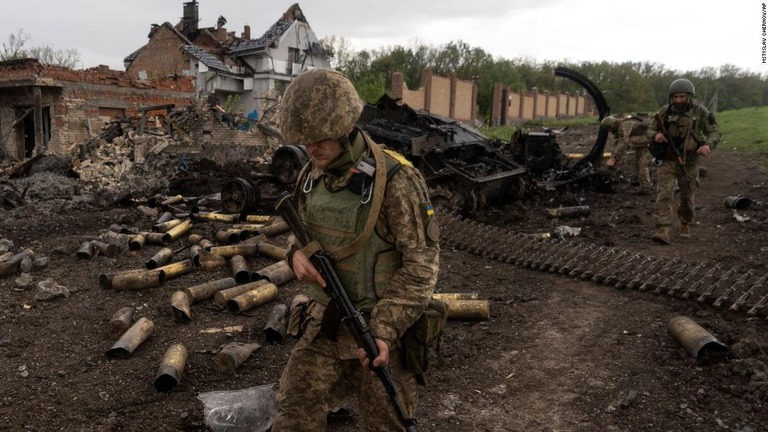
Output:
[479,107,768,169]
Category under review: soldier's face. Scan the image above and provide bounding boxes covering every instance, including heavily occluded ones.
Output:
[671,93,690,109]
[306,138,343,169]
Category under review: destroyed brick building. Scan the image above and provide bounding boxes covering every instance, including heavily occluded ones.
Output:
[0,1,326,162]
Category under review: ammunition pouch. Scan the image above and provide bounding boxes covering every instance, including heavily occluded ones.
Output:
[401,299,448,379]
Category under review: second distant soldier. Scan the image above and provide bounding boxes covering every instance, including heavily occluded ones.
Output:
[600,114,653,195]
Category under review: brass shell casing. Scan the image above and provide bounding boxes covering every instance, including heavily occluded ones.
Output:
[170,291,192,322]
[154,343,188,392]
[109,306,134,335]
[667,315,730,358]
[226,283,278,315]
[146,247,174,270]
[183,277,237,303]
[264,303,289,343]
[251,260,295,286]
[443,299,490,321]
[432,292,479,301]
[106,317,155,358]
[111,269,166,291]
[214,280,270,309]
[154,259,195,281]
[230,255,251,283]
[214,342,261,373]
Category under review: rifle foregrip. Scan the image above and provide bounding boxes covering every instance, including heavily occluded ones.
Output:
[275,191,312,246]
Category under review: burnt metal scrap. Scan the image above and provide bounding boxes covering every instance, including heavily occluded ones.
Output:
[224,67,612,215]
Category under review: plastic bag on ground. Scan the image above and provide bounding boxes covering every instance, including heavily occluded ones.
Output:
[197,383,276,432]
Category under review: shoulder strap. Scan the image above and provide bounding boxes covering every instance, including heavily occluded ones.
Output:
[327,131,393,261]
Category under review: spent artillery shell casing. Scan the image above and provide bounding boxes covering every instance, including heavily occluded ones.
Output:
[251,260,295,285]
[154,343,188,392]
[166,219,192,242]
[443,299,490,321]
[183,277,237,304]
[153,218,183,233]
[209,243,260,259]
[240,214,272,224]
[155,211,175,225]
[226,283,279,315]
[76,241,95,259]
[91,240,119,258]
[171,291,192,322]
[432,292,479,301]
[154,259,195,281]
[198,238,214,251]
[109,306,135,335]
[214,342,261,373]
[257,220,291,238]
[189,244,202,266]
[111,269,166,291]
[214,279,270,310]
[128,233,147,251]
[187,233,204,245]
[264,303,289,343]
[146,247,174,270]
[106,317,155,359]
[256,242,288,261]
[230,255,252,283]
[667,315,729,359]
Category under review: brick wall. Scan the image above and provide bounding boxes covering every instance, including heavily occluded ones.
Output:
[489,83,596,126]
[125,25,190,80]
[0,59,195,159]
[391,69,477,123]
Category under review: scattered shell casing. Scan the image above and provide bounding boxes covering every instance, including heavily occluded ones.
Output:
[106,317,155,358]
[153,343,188,392]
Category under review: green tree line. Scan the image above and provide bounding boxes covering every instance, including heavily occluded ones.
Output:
[322,37,768,122]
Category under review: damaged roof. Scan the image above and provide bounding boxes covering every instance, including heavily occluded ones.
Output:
[229,3,307,56]
[229,20,293,56]
[181,45,229,72]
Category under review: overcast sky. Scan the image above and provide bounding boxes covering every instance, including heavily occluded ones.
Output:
[1,0,765,75]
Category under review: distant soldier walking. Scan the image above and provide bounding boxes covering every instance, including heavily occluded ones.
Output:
[647,78,721,245]
[600,114,653,195]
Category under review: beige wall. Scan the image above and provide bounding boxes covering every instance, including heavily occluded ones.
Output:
[391,69,476,122]
[490,85,596,126]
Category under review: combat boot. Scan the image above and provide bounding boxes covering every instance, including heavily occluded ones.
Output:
[652,227,671,245]
[679,223,690,238]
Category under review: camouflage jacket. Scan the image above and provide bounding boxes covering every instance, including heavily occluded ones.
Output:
[610,117,650,162]
[647,103,721,157]
[294,130,440,351]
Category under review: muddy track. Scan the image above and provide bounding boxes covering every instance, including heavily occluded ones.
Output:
[438,212,768,318]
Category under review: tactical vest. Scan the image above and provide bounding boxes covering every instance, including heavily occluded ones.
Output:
[301,149,403,312]
[661,104,710,154]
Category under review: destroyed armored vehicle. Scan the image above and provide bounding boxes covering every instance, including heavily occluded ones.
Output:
[221,67,611,215]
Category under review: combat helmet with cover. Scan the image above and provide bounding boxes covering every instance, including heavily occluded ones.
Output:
[667,78,695,96]
[278,69,363,145]
[599,115,619,131]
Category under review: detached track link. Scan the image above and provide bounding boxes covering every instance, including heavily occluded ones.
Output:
[438,212,767,318]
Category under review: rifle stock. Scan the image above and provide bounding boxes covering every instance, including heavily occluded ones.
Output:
[275,192,417,431]
[654,112,692,189]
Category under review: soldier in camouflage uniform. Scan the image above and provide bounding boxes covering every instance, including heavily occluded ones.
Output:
[600,115,653,195]
[271,68,440,432]
[647,78,721,245]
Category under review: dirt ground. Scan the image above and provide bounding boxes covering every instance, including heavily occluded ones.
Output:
[1,125,766,432]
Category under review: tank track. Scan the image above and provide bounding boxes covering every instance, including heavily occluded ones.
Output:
[438,212,768,318]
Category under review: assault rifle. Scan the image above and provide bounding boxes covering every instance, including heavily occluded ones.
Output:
[275,191,417,432]
[654,112,692,189]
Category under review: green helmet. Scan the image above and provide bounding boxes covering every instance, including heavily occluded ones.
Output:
[600,115,618,130]
[668,78,695,96]
[278,69,363,145]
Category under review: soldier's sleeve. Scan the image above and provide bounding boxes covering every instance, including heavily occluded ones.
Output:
[647,107,666,140]
[369,165,440,347]
[701,107,721,149]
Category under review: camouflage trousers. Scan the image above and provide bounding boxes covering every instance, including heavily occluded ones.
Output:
[272,304,418,432]
[616,145,652,191]
[653,157,701,227]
